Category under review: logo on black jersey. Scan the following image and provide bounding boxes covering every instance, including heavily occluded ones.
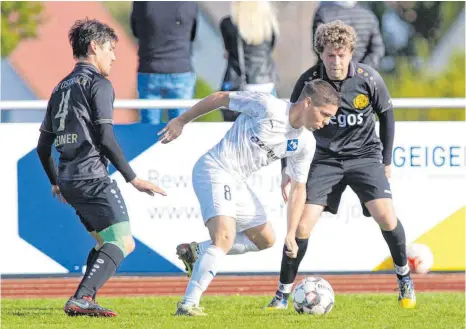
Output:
[353,94,369,110]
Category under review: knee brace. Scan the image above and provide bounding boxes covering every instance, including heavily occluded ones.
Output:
[98,221,133,257]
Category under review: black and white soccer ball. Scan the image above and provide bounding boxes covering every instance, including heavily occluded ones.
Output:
[292,277,335,315]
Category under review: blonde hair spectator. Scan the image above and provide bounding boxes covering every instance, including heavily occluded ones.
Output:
[231,1,279,45]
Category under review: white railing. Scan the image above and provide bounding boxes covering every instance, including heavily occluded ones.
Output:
[0,98,465,110]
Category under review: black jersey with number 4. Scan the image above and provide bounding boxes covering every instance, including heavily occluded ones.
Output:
[290,61,393,160]
[40,63,115,181]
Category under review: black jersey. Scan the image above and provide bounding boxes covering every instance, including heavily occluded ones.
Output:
[40,63,115,180]
[290,61,393,160]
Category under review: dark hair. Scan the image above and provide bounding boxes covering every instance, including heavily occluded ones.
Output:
[298,79,340,107]
[68,18,118,59]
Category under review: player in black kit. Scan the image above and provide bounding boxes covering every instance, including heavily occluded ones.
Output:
[266,21,416,310]
[36,19,166,317]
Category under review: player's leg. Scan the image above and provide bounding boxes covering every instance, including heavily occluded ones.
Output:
[267,158,345,309]
[346,158,415,308]
[62,178,135,317]
[176,158,236,316]
[266,204,324,309]
[178,181,273,271]
[176,215,235,316]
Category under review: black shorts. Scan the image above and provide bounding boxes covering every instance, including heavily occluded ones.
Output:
[306,157,392,217]
[58,176,130,232]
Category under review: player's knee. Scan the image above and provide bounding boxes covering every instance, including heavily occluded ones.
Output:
[261,233,276,250]
[213,230,235,251]
[123,236,136,256]
[296,221,312,239]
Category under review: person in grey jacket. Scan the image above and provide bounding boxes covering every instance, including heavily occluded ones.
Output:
[312,1,385,69]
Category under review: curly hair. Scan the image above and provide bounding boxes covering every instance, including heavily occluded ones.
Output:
[314,20,356,54]
[68,18,118,59]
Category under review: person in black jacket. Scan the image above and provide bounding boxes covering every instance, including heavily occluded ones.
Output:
[37,18,166,317]
[220,1,279,121]
[312,1,385,69]
[131,1,197,124]
[266,20,416,311]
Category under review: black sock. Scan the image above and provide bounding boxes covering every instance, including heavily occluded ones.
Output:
[381,219,410,280]
[74,243,125,299]
[278,238,309,298]
[78,247,99,299]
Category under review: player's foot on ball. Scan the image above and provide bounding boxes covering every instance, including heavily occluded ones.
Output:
[397,277,416,309]
[265,294,289,310]
[174,301,207,316]
[63,296,118,317]
[176,242,198,277]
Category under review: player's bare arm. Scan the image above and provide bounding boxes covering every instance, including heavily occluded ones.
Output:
[285,180,306,258]
[158,91,230,144]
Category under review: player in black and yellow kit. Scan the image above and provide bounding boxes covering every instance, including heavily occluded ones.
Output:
[266,20,416,310]
[37,19,166,317]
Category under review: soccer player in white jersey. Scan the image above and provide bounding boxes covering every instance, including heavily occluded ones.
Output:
[158,80,340,316]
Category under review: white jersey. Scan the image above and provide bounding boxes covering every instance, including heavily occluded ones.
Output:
[207,92,316,183]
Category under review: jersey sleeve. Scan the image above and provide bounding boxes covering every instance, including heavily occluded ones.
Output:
[227,91,270,118]
[39,101,55,135]
[370,70,393,114]
[91,78,115,125]
[285,135,315,183]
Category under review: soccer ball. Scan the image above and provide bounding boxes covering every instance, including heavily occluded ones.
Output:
[292,277,335,315]
[407,243,434,274]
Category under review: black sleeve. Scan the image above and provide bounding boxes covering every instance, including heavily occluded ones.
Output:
[40,100,54,134]
[220,17,229,48]
[312,7,324,53]
[290,72,308,103]
[370,69,393,114]
[377,109,395,165]
[37,131,58,185]
[282,72,309,171]
[130,2,140,39]
[91,78,115,125]
[361,15,385,69]
[97,123,137,182]
[190,5,197,42]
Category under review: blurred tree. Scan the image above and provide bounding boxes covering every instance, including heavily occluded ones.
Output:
[1,1,43,57]
[385,52,465,121]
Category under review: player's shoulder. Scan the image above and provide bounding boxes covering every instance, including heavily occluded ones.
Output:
[353,63,385,90]
[354,63,384,80]
[91,74,114,94]
[298,63,322,84]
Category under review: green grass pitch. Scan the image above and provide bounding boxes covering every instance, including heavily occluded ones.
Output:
[2,293,464,329]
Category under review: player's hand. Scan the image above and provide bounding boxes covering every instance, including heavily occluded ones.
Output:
[158,117,185,144]
[51,185,67,204]
[384,165,391,179]
[281,169,291,203]
[284,234,299,258]
[130,178,167,196]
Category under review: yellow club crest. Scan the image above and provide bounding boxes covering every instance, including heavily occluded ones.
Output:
[353,94,369,110]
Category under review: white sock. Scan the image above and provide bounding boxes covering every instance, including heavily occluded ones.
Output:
[228,232,259,255]
[182,245,226,306]
[277,282,293,294]
[196,240,211,257]
[196,233,259,257]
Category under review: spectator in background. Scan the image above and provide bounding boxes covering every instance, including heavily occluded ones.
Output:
[131,1,197,124]
[220,1,279,122]
[313,1,385,69]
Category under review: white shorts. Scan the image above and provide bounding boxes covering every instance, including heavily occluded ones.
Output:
[192,154,267,232]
